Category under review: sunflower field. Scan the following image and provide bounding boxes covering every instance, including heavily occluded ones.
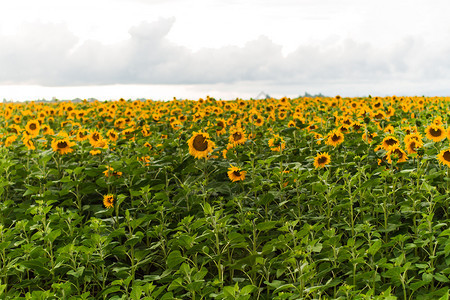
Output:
[0,96,449,299]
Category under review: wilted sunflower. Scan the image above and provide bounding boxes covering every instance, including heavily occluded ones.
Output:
[51,138,75,155]
[326,130,344,147]
[227,165,246,182]
[425,124,446,142]
[437,149,450,167]
[188,132,215,159]
[314,152,331,169]
[25,120,40,138]
[103,194,114,208]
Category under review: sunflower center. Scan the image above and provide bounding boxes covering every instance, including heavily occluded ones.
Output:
[318,156,327,164]
[429,128,442,137]
[217,121,224,128]
[29,123,37,130]
[409,141,417,151]
[233,132,242,141]
[57,141,68,149]
[193,135,208,151]
[385,138,397,146]
[92,133,100,141]
[233,171,241,177]
[331,134,341,142]
[443,151,450,162]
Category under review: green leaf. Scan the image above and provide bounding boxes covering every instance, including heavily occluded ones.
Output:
[166,250,186,269]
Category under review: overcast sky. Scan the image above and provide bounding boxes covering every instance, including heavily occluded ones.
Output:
[1,0,450,100]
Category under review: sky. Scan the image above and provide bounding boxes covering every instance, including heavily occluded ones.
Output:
[1,0,450,101]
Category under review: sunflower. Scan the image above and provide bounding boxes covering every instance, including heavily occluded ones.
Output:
[313,152,331,169]
[386,146,408,164]
[25,120,40,138]
[268,134,286,152]
[326,130,344,147]
[23,137,35,151]
[229,127,247,146]
[381,136,399,151]
[107,129,119,142]
[89,131,103,147]
[406,139,423,154]
[51,138,75,155]
[425,124,446,142]
[103,194,114,208]
[188,132,215,159]
[90,149,101,155]
[437,149,450,167]
[227,165,246,182]
[216,118,227,135]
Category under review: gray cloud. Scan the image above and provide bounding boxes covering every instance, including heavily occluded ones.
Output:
[0,18,448,87]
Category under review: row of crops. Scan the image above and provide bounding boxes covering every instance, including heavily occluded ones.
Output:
[0,96,449,299]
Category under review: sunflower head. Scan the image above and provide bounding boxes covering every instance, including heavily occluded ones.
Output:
[425,124,446,142]
[51,138,75,155]
[314,152,331,169]
[103,194,114,208]
[381,136,399,151]
[437,149,450,167]
[188,132,215,159]
[326,130,344,147]
[227,165,246,182]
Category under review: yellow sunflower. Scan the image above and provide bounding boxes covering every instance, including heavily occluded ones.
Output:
[227,165,246,182]
[103,194,114,208]
[425,124,446,142]
[216,118,227,135]
[314,152,331,169]
[89,131,103,147]
[25,120,40,138]
[107,129,119,142]
[386,146,408,164]
[229,127,247,146]
[326,130,344,147]
[437,149,450,167]
[51,138,75,155]
[406,139,422,155]
[381,136,399,151]
[188,132,215,159]
[268,134,286,152]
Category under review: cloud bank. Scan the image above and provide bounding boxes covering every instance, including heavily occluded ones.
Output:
[0,18,447,88]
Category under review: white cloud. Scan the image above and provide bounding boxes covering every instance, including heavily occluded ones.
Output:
[0,17,450,95]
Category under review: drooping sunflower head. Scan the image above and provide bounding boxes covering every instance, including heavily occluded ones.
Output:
[313,152,331,169]
[227,165,246,182]
[188,132,215,159]
[103,194,114,209]
[437,149,450,167]
[425,124,446,142]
